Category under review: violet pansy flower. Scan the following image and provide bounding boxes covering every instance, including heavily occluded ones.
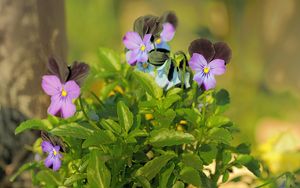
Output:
[41,141,62,171]
[123,32,153,65]
[42,75,80,118]
[188,38,232,90]
[155,23,175,51]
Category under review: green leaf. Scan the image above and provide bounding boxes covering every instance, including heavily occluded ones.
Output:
[100,119,122,135]
[176,108,201,125]
[10,162,38,182]
[215,89,230,105]
[236,155,260,176]
[149,128,195,147]
[50,122,94,139]
[154,109,176,128]
[167,88,183,97]
[162,94,181,109]
[172,181,185,188]
[117,101,133,133]
[82,130,116,148]
[148,50,169,65]
[135,176,151,188]
[207,116,230,128]
[182,153,203,170]
[222,170,230,183]
[87,150,111,188]
[101,81,118,99]
[235,143,251,154]
[159,163,175,188]
[208,128,232,144]
[64,173,87,186]
[36,170,62,186]
[180,166,201,187]
[135,153,176,181]
[98,47,120,72]
[199,144,218,164]
[15,119,52,135]
[133,71,163,99]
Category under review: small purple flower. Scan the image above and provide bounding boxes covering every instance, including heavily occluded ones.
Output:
[42,75,80,118]
[189,53,226,90]
[41,141,62,171]
[123,32,153,65]
[155,23,175,50]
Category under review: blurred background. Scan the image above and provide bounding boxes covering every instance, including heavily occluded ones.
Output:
[1,0,300,187]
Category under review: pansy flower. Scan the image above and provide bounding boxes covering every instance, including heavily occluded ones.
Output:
[155,60,181,90]
[188,38,231,90]
[42,75,80,118]
[41,141,62,171]
[136,62,155,76]
[123,32,153,65]
[155,23,175,51]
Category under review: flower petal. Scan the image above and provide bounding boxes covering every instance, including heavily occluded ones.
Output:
[54,146,61,153]
[166,69,181,90]
[61,101,76,119]
[41,141,53,153]
[213,42,232,64]
[156,42,170,51]
[123,32,142,50]
[42,75,62,96]
[193,72,204,86]
[52,156,61,171]
[64,80,80,99]
[155,74,169,88]
[136,51,148,63]
[203,74,216,90]
[126,50,139,65]
[188,53,207,72]
[188,38,215,62]
[47,94,63,116]
[161,23,175,42]
[209,59,226,75]
[44,154,54,168]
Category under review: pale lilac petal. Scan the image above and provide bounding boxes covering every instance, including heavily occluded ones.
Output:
[61,101,76,118]
[193,72,204,86]
[54,146,60,153]
[41,141,53,153]
[44,154,53,168]
[161,23,175,42]
[123,32,142,50]
[143,34,152,44]
[209,59,226,75]
[126,50,139,65]
[137,51,148,63]
[156,42,170,51]
[47,94,62,116]
[52,157,61,171]
[188,53,207,72]
[64,81,80,99]
[42,75,62,96]
[203,74,216,90]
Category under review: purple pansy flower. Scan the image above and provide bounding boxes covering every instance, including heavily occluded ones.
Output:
[41,141,62,171]
[188,38,232,90]
[123,32,153,65]
[42,75,80,118]
[155,23,175,50]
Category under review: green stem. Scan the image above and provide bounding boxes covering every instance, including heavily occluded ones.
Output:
[79,95,100,130]
[89,91,105,109]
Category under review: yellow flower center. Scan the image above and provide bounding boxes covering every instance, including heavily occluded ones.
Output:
[203,67,210,74]
[142,63,148,69]
[155,38,162,44]
[140,45,146,51]
[53,149,57,156]
[61,88,67,97]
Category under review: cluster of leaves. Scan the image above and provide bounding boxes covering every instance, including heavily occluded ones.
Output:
[13,48,261,188]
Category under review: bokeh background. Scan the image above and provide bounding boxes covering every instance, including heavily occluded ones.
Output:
[1,0,300,187]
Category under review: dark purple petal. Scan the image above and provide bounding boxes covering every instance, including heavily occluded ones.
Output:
[42,75,62,96]
[188,38,215,62]
[188,53,207,72]
[203,74,216,90]
[47,57,69,83]
[126,50,139,65]
[193,72,204,86]
[44,154,53,168]
[209,59,226,75]
[123,32,142,50]
[64,80,80,99]
[213,42,232,64]
[68,61,90,85]
[61,101,76,119]
[52,156,61,171]
[160,23,175,42]
[41,141,53,153]
[48,94,63,116]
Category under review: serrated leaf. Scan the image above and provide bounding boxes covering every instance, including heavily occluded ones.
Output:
[180,166,201,187]
[50,123,94,139]
[135,153,176,181]
[182,153,203,170]
[149,128,195,147]
[87,150,111,188]
[15,119,52,135]
[133,71,163,99]
[82,130,116,148]
[117,101,133,133]
[98,47,120,72]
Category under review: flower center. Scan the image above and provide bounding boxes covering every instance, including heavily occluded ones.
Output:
[53,149,57,156]
[155,38,162,44]
[142,63,148,69]
[203,67,210,74]
[61,88,67,97]
[140,45,146,51]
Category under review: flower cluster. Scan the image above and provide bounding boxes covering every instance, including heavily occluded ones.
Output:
[123,12,231,91]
